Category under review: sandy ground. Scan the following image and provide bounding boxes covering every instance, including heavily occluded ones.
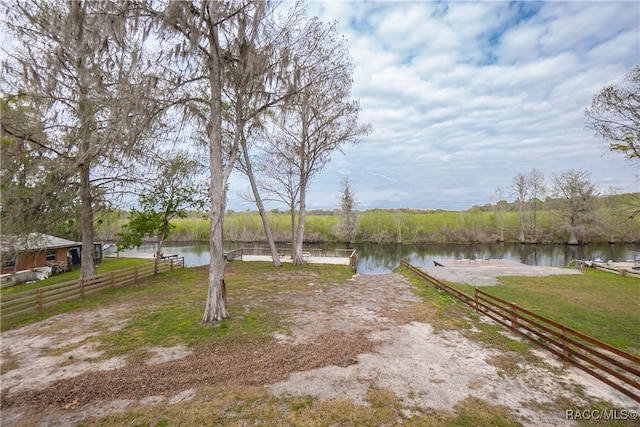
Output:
[1,263,638,426]
[422,258,583,286]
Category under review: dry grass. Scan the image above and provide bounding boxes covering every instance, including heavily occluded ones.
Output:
[74,386,524,427]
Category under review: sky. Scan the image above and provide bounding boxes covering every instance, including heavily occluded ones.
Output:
[226,0,640,212]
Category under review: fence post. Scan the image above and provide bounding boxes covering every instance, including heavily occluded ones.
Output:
[134,266,138,284]
[562,325,570,368]
[155,260,158,276]
[79,278,85,300]
[37,288,43,312]
[510,302,518,332]
[110,271,115,288]
[474,289,479,313]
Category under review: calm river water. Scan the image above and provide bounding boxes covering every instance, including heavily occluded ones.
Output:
[106,242,640,274]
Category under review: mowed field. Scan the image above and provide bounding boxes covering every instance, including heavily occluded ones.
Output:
[446,268,639,356]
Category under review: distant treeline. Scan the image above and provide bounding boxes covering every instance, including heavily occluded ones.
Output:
[97,193,640,244]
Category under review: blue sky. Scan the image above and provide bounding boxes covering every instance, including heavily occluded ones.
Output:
[227,0,640,211]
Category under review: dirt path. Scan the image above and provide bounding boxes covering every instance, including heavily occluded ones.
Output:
[1,270,637,426]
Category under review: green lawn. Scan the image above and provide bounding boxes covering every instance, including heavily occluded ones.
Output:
[449,269,640,355]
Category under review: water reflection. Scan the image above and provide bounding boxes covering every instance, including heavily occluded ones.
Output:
[106,242,640,275]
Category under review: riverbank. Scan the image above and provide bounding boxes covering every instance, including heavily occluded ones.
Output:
[97,199,640,245]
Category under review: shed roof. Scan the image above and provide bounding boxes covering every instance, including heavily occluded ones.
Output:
[1,233,81,254]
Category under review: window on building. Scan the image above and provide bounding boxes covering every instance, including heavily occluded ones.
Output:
[46,249,56,262]
[2,257,16,268]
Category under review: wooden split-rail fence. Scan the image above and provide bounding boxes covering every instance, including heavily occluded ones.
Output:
[1,257,184,322]
[399,259,640,403]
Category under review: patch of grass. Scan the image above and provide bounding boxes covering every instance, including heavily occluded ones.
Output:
[0,261,187,332]
[445,396,524,427]
[462,321,534,360]
[75,262,352,359]
[406,267,639,357]
[485,354,528,379]
[0,352,19,375]
[79,386,525,427]
[396,265,472,331]
[475,269,639,355]
[2,261,355,351]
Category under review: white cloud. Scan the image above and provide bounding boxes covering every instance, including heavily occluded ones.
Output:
[228,0,640,211]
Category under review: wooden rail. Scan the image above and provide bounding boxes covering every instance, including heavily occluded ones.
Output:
[592,262,640,279]
[399,259,640,403]
[1,257,184,321]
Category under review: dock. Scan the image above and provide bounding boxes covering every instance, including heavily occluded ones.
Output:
[591,261,640,279]
[107,248,357,269]
[226,248,357,269]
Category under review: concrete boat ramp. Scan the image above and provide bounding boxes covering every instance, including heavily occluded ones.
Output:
[421,258,582,286]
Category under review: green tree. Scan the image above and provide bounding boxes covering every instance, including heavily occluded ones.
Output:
[117,151,208,259]
[2,1,160,278]
[0,97,73,238]
[552,169,597,245]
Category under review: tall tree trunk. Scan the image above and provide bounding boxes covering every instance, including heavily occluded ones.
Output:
[75,2,96,279]
[241,141,281,266]
[290,200,296,256]
[518,201,525,244]
[292,185,306,265]
[156,212,170,260]
[79,162,97,278]
[202,20,228,323]
[531,200,538,244]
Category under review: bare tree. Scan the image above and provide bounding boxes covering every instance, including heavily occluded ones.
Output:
[494,188,507,243]
[510,168,546,244]
[238,128,282,266]
[552,169,597,245]
[510,172,529,244]
[150,1,233,322]
[265,18,371,264]
[585,64,640,162]
[337,177,357,245]
[258,138,301,243]
[597,186,634,244]
[527,168,546,244]
[2,0,161,278]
